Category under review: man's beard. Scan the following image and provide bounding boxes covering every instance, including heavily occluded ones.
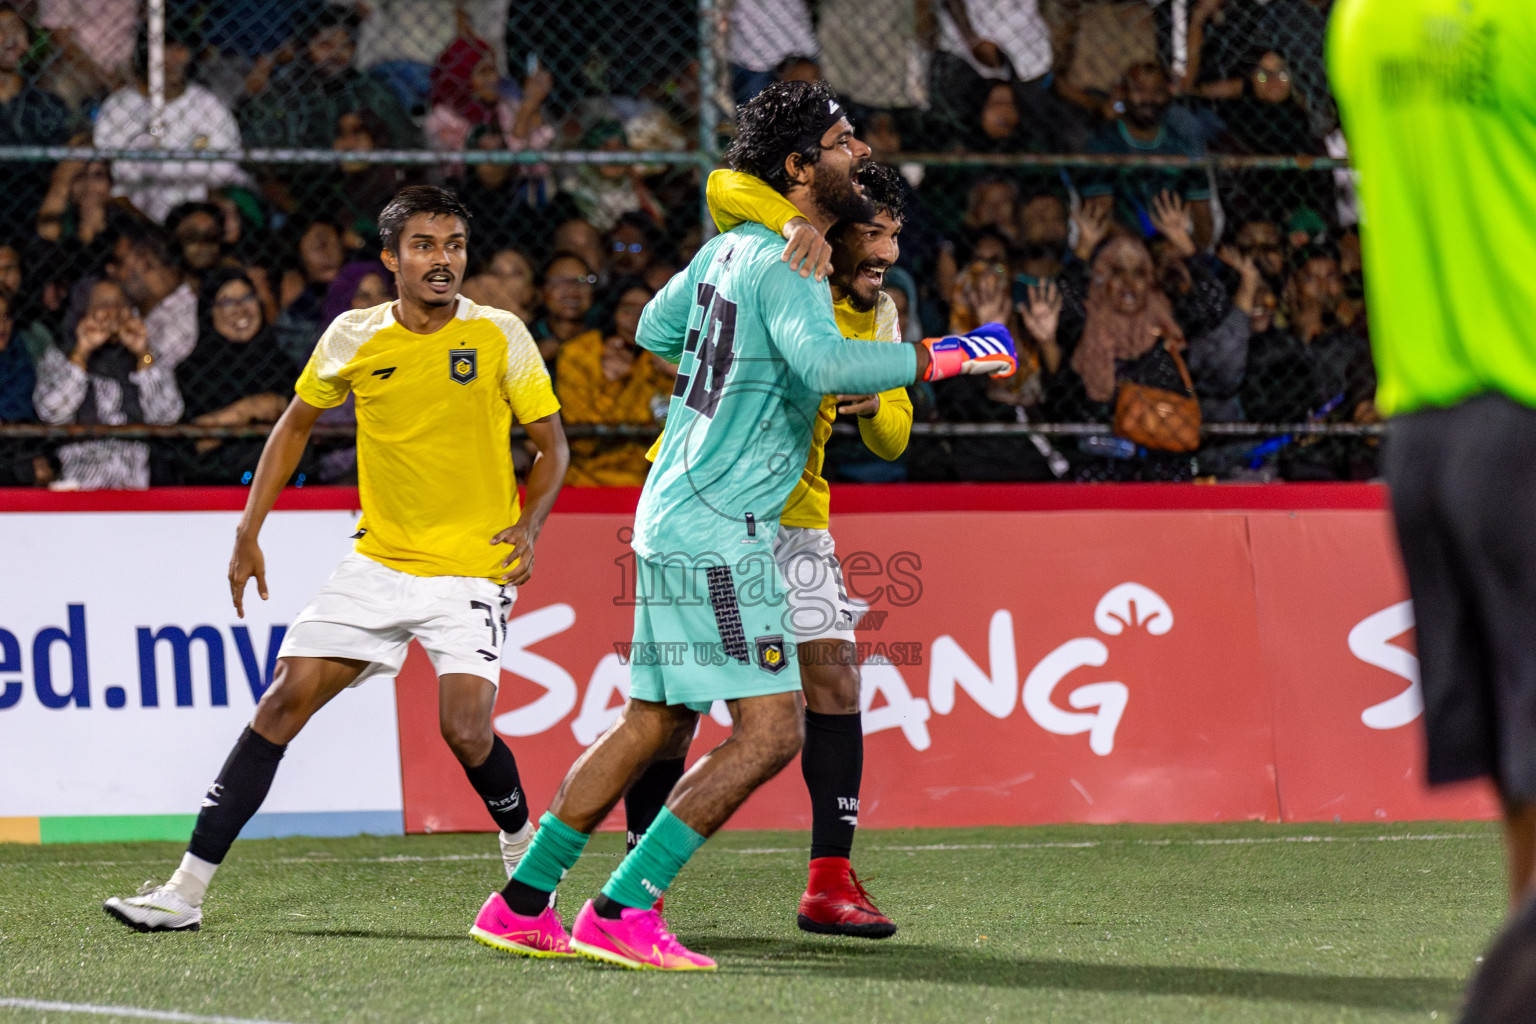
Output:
[833,257,887,312]
[812,164,875,226]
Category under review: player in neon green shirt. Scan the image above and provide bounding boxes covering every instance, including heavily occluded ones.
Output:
[1332,2,1536,1014]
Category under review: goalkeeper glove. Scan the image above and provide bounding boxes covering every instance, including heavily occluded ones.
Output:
[920,322,1018,381]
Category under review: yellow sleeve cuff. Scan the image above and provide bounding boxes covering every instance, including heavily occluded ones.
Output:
[857,387,913,460]
[706,168,803,237]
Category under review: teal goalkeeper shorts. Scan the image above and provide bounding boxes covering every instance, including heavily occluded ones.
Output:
[627,556,802,712]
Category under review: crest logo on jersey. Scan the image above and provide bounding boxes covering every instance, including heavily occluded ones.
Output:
[449,348,478,384]
[755,635,786,674]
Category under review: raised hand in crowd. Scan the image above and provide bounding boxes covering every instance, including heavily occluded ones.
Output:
[1218,244,1263,315]
[1018,279,1063,373]
[1071,200,1112,261]
[1150,190,1198,258]
[960,258,1013,328]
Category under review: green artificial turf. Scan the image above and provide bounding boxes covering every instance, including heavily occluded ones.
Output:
[0,822,1506,1023]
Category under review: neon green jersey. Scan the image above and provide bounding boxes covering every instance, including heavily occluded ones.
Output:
[1329,0,1536,416]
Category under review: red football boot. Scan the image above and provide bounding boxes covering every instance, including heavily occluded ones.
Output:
[796,857,897,939]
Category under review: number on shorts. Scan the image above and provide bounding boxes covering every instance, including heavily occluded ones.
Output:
[470,600,497,647]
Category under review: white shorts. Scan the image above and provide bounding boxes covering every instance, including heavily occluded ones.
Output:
[773,526,860,645]
[277,552,514,686]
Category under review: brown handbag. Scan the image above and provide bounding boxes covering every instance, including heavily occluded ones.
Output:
[1113,345,1201,452]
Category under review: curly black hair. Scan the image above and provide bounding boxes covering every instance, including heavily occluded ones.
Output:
[852,162,906,223]
[724,80,848,195]
[378,186,472,254]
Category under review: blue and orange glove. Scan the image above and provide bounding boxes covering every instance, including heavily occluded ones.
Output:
[919,322,1018,381]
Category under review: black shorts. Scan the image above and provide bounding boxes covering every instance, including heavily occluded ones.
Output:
[1386,393,1536,803]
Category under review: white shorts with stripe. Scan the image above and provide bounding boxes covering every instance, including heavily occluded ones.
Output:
[773,525,860,645]
[277,552,513,686]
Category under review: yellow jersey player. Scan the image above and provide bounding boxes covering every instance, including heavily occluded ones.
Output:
[623,162,913,939]
[104,186,569,933]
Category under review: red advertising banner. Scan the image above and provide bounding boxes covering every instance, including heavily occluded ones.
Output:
[1249,512,1499,822]
[397,505,1489,835]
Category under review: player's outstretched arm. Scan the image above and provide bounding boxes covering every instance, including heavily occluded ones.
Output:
[491,412,569,587]
[230,396,324,617]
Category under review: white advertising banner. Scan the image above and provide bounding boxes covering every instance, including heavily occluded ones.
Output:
[0,511,404,829]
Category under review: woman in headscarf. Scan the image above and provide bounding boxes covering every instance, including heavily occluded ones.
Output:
[424,31,554,156]
[310,260,397,485]
[173,267,299,484]
[1069,232,1184,405]
[32,276,183,489]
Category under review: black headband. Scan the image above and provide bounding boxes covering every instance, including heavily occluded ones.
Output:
[795,98,848,152]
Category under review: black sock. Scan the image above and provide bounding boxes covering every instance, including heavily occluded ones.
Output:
[462,736,529,834]
[500,878,553,916]
[624,757,686,853]
[187,726,287,864]
[593,894,626,919]
[802,710,863,861]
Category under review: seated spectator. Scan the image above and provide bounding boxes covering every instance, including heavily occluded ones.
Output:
[34,158,145,298]
[173,268,297,484]
[108,223,197,370]
[1037,223,1197,481]
[354,1,511,117]
[35,0,137,106]
[326,110,415,232]
[0,290,32,423]
[606,212,661,280]
[93,26,249,224]
[726,0,818,106]
[529,252,598,368]
[557,118,665,232]
[1183,0,1332,137]
[461,248,536,320]
[165,202,234,291]
[0,288,40,485]
[1233,216,1289,292]
[32,276,183,490]
[552,219,608,284]
[1078,61,1214,250]
[307,260,397,486]
[554,280,669,486]
[455,125,578,255]
[1186,244,1261,425]
[0,7,71,235]
[272,218,345,364]
[1147,191,1229,340]
[425,30,554,156]
[1214,49,1333,232]
[818,0,927,113]
[238,6,418,150]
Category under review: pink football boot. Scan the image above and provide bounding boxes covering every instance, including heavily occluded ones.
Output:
[569,899,717,971]
[469,891,574,958]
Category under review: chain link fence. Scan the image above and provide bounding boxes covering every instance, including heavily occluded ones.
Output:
[0,0,1374,490]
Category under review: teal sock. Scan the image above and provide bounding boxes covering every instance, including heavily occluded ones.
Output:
[506,812,588,897]
[601,807,706,909]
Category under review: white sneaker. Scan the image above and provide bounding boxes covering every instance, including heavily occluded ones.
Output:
[500,824,534,880]
[104,882,202,932]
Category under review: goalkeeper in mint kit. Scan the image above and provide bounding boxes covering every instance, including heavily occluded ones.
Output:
[468,80,1015,971]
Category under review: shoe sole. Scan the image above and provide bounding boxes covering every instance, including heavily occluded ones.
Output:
[102,902,200,933]
[469,926,577,958]
[797,913,897,940]
[569,937,716,971]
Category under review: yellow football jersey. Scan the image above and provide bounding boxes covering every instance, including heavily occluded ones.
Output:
[295,296,560,579]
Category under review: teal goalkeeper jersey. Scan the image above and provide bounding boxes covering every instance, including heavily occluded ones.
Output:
[633,222,918,562]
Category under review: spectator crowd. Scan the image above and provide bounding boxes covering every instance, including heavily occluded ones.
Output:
[0,0,1371,489]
